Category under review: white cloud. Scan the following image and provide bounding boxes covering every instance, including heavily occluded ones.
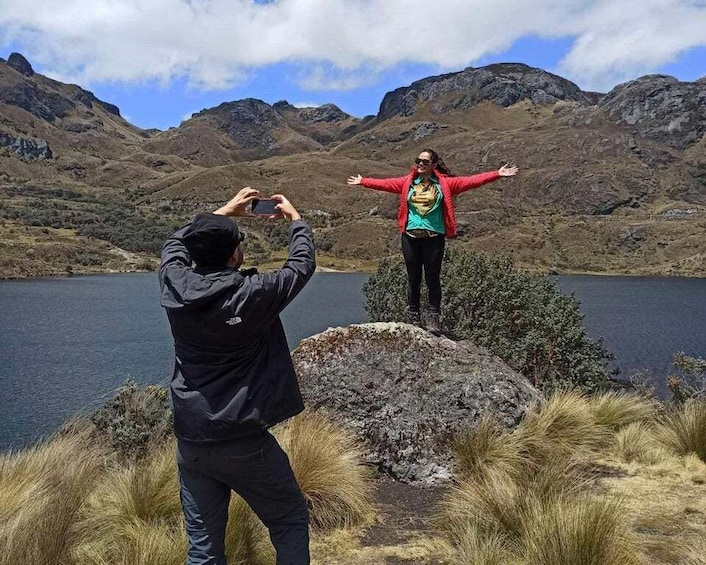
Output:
[291,101,321,108]
[0,0,704,92]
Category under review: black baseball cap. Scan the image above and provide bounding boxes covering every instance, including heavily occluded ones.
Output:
[182,213,243,268]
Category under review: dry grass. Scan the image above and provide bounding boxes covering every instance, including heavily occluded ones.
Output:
[275,410,374,531]
[224,496,274,565]
[598,453,706,565]
[588,391,658,431]
[656,400,706,461]
[76,439,276,565]
[437,392,653,565]
[437,457,591,545]
[0,432,104,565]
[436,464,641,565]
[452,415,526,484]
[613,421,665,464]
[521,494,641,565]
[514,390,611,466]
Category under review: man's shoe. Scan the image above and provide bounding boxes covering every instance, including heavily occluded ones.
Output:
[405,308,421,326]
[425,312,441,335]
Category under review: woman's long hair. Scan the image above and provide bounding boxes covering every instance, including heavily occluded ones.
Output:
[421,148,454,176]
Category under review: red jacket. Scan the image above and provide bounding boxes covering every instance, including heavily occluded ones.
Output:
[360,168,500,237]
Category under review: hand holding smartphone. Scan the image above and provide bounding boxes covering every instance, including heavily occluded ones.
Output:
[250,198,280,216]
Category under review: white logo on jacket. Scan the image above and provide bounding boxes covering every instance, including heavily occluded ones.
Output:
[226,316,242,326]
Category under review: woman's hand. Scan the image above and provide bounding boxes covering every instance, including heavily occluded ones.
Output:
[498,164,519,177]
[347,174,362,185]
[213,187,259,216]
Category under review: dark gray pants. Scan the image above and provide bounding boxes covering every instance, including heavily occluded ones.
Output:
[177,432,310,565]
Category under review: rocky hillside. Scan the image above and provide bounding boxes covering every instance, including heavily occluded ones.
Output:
[0,52,704,278]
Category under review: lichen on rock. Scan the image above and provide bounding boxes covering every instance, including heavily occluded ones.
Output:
[294,322,542,485]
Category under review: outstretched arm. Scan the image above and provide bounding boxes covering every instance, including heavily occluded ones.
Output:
[347,174,407,194]
[448,164,519,195]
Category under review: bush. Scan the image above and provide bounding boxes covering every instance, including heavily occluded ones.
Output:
[90,379,173,463]
[667,352,706,405]
[363,248,611,392]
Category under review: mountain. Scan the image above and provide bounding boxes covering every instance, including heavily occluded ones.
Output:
[0,52,704,278]
[141,98,369,166]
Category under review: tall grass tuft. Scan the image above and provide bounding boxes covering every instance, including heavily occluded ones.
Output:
[75,521,188,565]
[77,440,273,565]
[683,534,706,565]
[275,410,373,530]
[521,494,642,565]
[452,416,526,483]
[75,441,183,563]
[588,391,658,431]
[657,400,706,461]
[514,390,610,465]
[436,458,590,548]
[0,432,104,565]
[224,496,274,565]
[613,422,663,464]
[453,529,520,565]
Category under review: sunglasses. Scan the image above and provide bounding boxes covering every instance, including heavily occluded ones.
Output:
[238,231,247,244]
[414,158,432,166]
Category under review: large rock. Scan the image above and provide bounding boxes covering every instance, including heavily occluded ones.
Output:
[0,132,53,160]
[599,75,706,149]
[7,52,34,76]
[294,323,541,485]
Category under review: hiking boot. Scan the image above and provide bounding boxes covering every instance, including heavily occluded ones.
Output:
[425,311,441,335]
[405,308,421,326]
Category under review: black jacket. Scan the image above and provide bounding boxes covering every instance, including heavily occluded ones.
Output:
[159,219,316,443]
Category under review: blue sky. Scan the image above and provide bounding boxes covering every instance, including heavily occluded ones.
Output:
[1,0,704,131]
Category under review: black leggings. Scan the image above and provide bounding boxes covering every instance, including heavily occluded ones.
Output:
[401,233,445,312]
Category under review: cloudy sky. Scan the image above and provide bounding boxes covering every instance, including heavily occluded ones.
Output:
[1,0,704,130]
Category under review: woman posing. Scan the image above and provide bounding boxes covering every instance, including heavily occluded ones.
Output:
[347,148,518,334]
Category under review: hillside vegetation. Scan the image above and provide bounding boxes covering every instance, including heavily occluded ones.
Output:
[1,53,704,278]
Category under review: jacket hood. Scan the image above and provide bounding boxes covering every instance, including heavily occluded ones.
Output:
[160,265,243,311]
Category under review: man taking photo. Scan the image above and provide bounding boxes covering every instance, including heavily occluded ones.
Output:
[159,187,315,565]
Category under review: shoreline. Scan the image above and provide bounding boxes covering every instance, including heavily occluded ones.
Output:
[3,264,706,281]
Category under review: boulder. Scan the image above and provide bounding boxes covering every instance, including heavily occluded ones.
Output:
[0,132,53,160]
[294,323,541,485]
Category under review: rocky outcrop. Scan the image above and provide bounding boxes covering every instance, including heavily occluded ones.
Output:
[273,101,353,124]
[0,81,76,121]
[294,323,541,485]
[377,63,598,121]
[0,132,53,160]
[0,54,122,121]
[273,100,368,145]
[7,52,34,76]
[193,98,285,150]
[599,75,706,149]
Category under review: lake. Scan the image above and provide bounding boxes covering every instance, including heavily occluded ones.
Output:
[1,272,705,451]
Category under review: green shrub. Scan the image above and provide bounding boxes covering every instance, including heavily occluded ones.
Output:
[667,352,706,405]
[90,379,173,463]
[363,248,611,392]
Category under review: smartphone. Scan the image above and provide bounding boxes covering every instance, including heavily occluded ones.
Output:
[251,198,279,216]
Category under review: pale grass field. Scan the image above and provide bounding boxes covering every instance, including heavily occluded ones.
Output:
[2,394,705,564]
